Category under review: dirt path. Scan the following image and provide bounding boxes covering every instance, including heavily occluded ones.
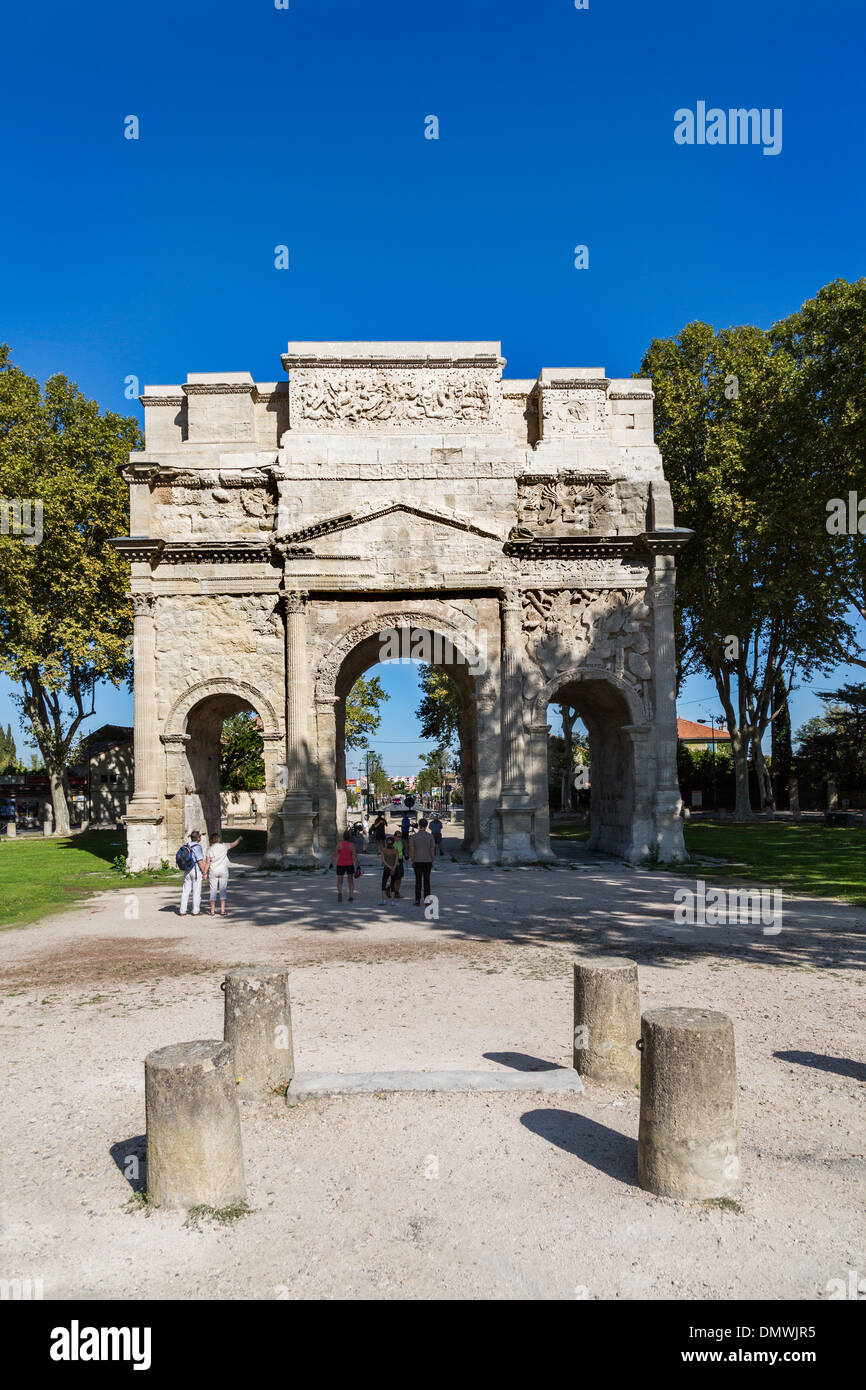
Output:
[1,854,863,1299]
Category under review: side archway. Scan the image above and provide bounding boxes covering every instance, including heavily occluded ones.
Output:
[529,667,652,862]
[161,678,283,852]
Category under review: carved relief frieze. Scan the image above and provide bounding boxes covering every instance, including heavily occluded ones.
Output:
[521,587,653,713]
[539,382,609,440]
[290,369,501,429]
[510,472,620,540]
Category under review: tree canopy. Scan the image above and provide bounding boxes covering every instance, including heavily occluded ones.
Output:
[345,674,390,749]
[641,280,866,817]
[0,346,141,831]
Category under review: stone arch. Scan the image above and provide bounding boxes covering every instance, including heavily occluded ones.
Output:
[314,607,493,853]
[529,665,651,863]
[161,677,282,851]
[315,609,494,704]
[164,678,281,740]
[529,666,645,729]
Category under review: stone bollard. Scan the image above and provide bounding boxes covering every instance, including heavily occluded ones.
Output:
[223,966,294,1095]
[6,821,16,838]
[637,1007,740,1199]
[144,1040,245,1210]
[573,956,641,1086]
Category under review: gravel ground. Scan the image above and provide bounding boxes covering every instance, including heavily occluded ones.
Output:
[1,844,863,1300]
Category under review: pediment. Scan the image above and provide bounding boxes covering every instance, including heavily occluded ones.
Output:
[277,503,504,547]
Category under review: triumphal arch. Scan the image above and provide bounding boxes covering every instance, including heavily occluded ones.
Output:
[115,342,690,871]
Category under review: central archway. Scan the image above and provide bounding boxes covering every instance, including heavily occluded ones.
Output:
[314,612,491,855]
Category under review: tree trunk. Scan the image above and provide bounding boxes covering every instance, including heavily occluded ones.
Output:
[753,738,774,811]
[560,704,575,812]
[47,762,71,835]
[730,729,753,821]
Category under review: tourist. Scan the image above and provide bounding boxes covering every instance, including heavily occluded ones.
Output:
[429,812,444,860]
[391,829,406,897]
[361,811,370,850]
[329,829,359,902]
[380,835,400,904]
[179,830,206,916]
[204,832,243,917]
[372,813,387,857]
[410,818,435,906]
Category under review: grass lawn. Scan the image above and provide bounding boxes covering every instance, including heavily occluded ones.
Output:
[552,818,866,906]
[0,828,271,930]
[0,830,177,930]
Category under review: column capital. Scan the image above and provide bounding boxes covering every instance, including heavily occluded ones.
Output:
[280,586,309,613]
[130,592,156,617]
[499,586,522,611]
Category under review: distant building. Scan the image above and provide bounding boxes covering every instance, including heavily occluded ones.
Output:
[82,725,134,826]
[677,718,731,752]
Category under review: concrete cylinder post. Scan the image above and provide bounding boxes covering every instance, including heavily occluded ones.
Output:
[637,1007,740,1199]
[144,1040,245,1209]
[573,956,641,1086]
[223,966,294,1095]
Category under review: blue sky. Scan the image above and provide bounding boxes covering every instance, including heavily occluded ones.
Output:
[2,0,864,771]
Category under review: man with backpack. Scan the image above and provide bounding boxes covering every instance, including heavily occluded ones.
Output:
[177,829,206,915]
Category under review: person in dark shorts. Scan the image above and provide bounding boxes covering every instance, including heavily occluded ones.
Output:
[328,829,359,902]
[410,818,435,906]
[380,836,400,904]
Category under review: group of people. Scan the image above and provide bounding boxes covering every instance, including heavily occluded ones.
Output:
[329,810,445,907]
[175,808,447,916]
[178,830,244,916]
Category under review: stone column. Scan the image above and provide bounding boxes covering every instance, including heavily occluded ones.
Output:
[530,719,556,861]
[650,559,686,862]
[637,1007,740,1199]
[496,588,536,863]
[622,724,654,864]
[124,593,164,871]
[278,587,317,865]
[315,694,339,858]
[223,967,294,1095]
[145,1040,246,1210]
[260,732,285,861]
[573,956,641,1085]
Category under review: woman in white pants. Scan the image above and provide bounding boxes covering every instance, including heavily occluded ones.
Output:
[204,832,243,917]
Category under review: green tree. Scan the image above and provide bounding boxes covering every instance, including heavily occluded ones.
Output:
[416,666,462,762]
[220,713,265,792]
[0,723,17,773]
[769,279,866,668]
[345,674,390,749]
[0,347,141,832]
[795,683,866,789]
[641,313,848,819]
[362,749,391,804]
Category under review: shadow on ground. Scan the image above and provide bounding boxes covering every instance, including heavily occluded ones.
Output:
[520,1108,639,1186]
